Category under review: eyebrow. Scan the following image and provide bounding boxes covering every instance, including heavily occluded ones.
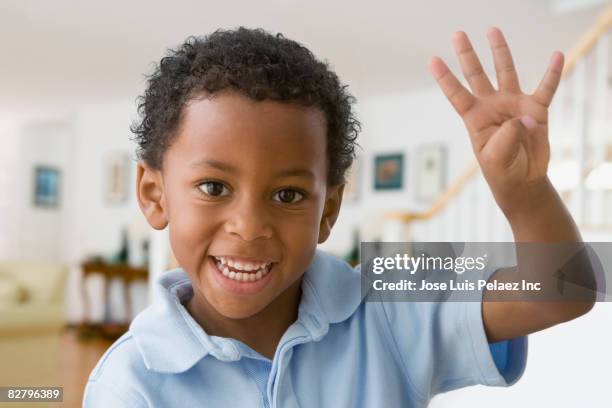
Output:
[190,159,315,179]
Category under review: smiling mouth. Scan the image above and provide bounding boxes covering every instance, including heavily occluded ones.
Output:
[211,255,274,283]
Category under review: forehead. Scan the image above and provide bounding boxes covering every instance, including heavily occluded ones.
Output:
[166,92,328,177]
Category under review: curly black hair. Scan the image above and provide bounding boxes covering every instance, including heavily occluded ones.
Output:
[131,27,361,185]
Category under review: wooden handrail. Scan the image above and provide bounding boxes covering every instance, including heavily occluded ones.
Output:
[385,5,611,225]
[386,161,479,222]
[563,5,612,78]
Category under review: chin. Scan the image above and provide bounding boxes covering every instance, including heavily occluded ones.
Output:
[212,300,269,320]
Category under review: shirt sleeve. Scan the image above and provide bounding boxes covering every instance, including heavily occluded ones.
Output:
[378,266,528,399]
[82,334,150,408]
[83,379,148,408]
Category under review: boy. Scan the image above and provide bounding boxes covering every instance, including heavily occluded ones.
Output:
[83,27,594,407]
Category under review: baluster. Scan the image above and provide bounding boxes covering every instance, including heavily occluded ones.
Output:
[573,60,588,225]
[592,32,610,226]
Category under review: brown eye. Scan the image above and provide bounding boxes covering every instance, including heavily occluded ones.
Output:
[273,189,304,204]
[199,181,229,197]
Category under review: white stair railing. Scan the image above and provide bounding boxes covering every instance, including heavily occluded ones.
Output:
[550,7,612,232]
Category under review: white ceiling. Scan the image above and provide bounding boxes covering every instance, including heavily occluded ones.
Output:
[0,0,607,120]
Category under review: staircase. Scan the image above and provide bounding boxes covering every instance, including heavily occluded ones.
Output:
[386,6,612,243]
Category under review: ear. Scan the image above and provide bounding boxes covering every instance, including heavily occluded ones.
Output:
[136,161,168,230]
[318,183,345,244]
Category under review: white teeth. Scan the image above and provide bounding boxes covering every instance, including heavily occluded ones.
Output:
[215,256,270,272]
[214,257,272,282]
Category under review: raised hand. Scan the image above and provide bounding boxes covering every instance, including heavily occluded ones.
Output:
[429,27,564,218]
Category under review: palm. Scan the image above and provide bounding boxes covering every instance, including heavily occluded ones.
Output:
[467,92,550,182]
[429,28,563,188]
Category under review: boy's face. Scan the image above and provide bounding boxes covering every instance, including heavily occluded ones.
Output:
[137,92,343,319]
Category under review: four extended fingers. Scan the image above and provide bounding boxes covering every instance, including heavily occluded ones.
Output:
[452,31,495,96]
[533,51,564,107]
[428,56,476,115]
[430,28,561,115]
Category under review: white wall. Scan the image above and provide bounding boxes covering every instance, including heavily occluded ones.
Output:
[18,121,75,261]
[65,99,143,263]
[2,99,151,265]
[0,119,75,261]
[0,120,20,259]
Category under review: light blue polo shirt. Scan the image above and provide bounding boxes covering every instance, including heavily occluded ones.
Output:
[83,249,527,407]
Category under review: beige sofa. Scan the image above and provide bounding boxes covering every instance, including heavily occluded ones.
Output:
[0,261,68,335]
[0,261,68,387]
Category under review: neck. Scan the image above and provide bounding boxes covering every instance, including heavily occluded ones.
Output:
[186,279,302,360]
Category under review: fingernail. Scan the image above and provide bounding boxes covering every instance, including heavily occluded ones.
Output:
[520,115,537,130]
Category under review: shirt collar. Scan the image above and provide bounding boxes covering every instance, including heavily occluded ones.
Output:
[130,249,364,373]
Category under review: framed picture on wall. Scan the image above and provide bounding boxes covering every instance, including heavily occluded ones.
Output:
[105,152,130,204]
[374,153,404,190]
[34,166,60,208]
[415,145,446,201]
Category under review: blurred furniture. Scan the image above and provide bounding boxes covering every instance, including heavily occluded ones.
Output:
[0,261,68,335]
[79,261,147,339]
[0,261,68,387]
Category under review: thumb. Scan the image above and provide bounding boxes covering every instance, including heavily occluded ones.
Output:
[480,117,533,169]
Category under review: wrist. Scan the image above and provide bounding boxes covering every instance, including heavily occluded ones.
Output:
[503,177,558,226]
[504,177,580,242]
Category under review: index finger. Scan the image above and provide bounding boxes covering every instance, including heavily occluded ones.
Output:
[533,51,564,107]
[429,56,476,115]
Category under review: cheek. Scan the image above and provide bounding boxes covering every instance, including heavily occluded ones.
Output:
[276,211,321,260]
[167,200,218,270]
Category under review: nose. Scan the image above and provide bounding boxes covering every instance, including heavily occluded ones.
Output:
[223,195,274,241]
